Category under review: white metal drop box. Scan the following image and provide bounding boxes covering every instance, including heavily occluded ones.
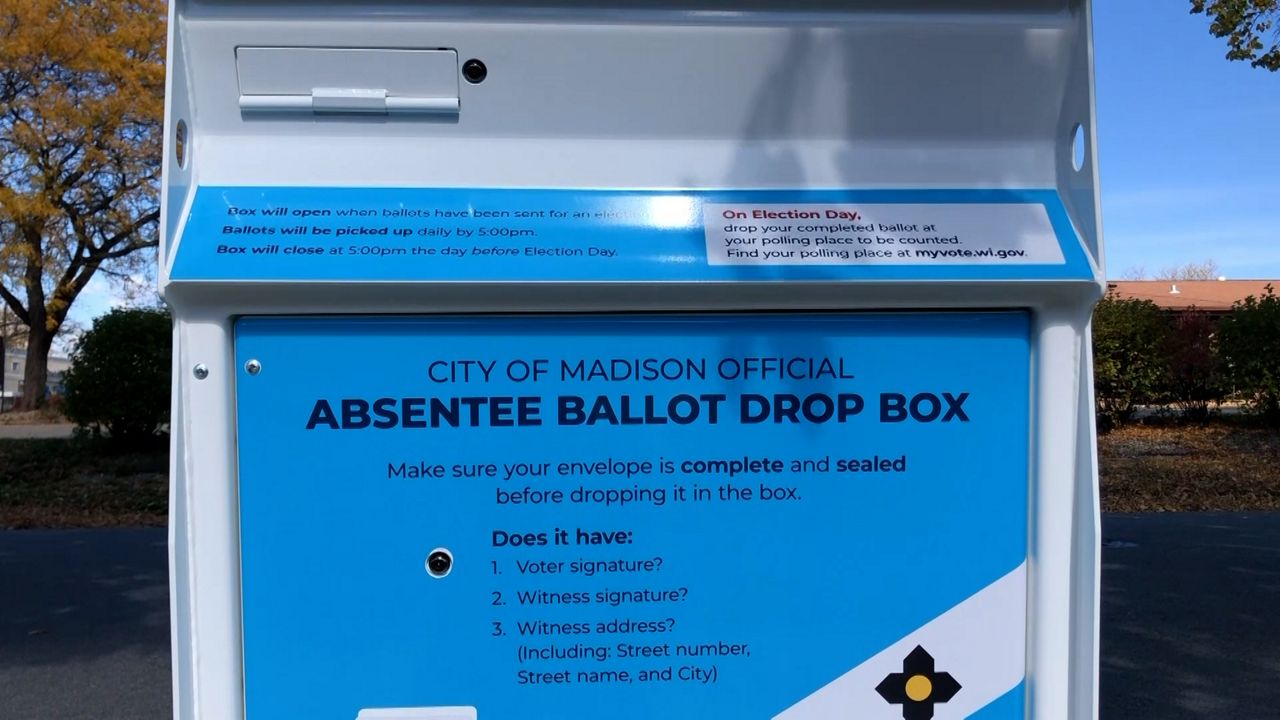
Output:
[161,2,1104,719]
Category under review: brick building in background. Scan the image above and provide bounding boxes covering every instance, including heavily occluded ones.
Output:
[1106,280,1276,318]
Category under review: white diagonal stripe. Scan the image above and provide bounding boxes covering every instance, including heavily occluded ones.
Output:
[775,562,1026,720]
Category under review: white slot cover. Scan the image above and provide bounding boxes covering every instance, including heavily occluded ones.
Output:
[236,47,459,114]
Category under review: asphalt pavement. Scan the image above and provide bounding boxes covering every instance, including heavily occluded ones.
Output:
[1,514,1278,719]
[1100,513,1280,717]
[0,529,170,720]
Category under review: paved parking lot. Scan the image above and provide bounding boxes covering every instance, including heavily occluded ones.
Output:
[2,514,1278,718]
[0,529,170,720]
[1100,513,1280,717]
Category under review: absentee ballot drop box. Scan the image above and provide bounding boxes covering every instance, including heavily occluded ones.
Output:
[160,1,1104,719]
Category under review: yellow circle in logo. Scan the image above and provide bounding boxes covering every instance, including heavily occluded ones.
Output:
[905,674,933,702]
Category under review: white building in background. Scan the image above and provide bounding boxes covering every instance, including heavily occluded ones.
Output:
[1,347,71,410]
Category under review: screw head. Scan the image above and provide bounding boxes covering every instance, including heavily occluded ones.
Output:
[244,359,262,376]
[192,364,209,380]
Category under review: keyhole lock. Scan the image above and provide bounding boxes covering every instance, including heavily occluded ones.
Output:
[462,58,487,84]
[426,548,454,578]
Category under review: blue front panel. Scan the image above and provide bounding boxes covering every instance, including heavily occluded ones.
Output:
[235,313,1030,719]
[177,187,1094,282]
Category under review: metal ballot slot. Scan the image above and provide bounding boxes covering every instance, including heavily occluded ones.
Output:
[236,48,461,114]
[161,2,1104,719]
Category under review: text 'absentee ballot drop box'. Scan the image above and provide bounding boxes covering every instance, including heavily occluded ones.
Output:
[160,2,1105,719]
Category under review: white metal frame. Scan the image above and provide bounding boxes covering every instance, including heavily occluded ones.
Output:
[161,2,1104,718]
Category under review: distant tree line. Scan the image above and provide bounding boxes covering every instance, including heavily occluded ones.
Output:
[1093,285,1280,431]
[1119,259,1223,282]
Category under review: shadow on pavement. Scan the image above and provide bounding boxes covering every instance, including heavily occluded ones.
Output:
[1101,512,1280,717]
[0,528,171,719]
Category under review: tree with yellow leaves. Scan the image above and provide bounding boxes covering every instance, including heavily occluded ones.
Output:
[1,0,165,409]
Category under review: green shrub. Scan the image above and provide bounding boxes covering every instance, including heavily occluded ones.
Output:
[1219,285,1280,424]
[62,307,172,447]
[1092,293,1171,432]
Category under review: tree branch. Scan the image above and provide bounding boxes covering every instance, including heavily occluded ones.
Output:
[99,208,160,252]
[0,285,31,326]
[47,209,160,327]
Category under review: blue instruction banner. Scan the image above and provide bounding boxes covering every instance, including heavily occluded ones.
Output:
[176,187,1094,282]
[235,313,1030,720]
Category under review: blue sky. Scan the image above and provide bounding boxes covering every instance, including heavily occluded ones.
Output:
[65,1,1280,334]
[1095,1,1280,279]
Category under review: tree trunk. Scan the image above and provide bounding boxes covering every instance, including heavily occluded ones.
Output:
[15,324,53,411]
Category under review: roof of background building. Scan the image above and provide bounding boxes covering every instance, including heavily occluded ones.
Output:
[1107,280,1277,312]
